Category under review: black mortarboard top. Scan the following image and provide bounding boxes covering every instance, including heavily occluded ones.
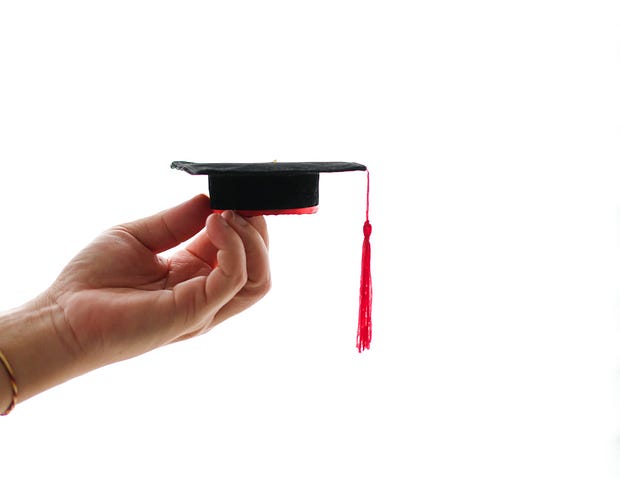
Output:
[170,161,367,215]
[170,160,373,352]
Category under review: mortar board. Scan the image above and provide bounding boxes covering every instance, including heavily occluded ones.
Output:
[170,161,367,215]
[171,160,372,352]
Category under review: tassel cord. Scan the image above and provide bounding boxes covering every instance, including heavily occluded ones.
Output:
[357,170,373,352]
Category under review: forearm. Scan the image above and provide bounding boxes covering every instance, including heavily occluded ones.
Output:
[0,296,79,409]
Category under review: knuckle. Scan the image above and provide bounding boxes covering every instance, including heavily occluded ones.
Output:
[237,269,249,290]
[259,275,272,297]
[246,273,271,299]
[225,265,247,291]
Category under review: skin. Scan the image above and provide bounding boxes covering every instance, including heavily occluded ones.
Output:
[0,194,271,410]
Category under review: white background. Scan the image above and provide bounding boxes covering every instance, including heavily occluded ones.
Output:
[1,1,619,478]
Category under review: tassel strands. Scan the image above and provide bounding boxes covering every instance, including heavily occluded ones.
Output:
[357,170,373,352]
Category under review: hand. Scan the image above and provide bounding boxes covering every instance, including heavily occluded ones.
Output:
[0,195,270,405]
[49,193,271,366]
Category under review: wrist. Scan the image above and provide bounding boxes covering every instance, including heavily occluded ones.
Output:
[0,350,16,414]
[0,295,81,406]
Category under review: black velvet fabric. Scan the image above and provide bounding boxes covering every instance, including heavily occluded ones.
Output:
[209,173,319,210]
[170,161,366,176]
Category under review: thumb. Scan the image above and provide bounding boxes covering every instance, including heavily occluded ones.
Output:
[121,195,212,253]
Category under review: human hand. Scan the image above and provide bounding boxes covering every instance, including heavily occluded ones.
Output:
[49,193,271,367]
[0,195,270,406]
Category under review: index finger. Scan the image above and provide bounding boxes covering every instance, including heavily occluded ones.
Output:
[121,195,212,253]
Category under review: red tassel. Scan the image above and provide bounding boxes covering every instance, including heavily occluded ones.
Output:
[357,170,372,352]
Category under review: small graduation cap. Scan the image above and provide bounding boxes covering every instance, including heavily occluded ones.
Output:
[171,161,373,352]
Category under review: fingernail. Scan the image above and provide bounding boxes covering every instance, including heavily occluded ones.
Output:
[216,212,232,227]
[232,212,248,226]
[223,210,246,226]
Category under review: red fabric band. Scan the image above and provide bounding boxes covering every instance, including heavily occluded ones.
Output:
[212,206,319,216]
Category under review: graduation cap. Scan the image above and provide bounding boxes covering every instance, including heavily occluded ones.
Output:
[170,161,366,215]
[171,161,373,352]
